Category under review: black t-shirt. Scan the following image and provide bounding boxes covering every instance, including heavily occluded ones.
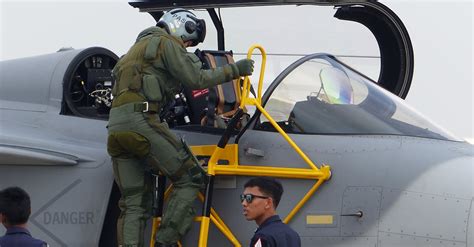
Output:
[0,227,48,247]
[250,215,301,247]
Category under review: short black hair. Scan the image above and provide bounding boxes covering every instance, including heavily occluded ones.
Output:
[0,187,31,225]
[244,177,284,208]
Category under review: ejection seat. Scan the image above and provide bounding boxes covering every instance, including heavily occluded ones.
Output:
[183,50,248,129]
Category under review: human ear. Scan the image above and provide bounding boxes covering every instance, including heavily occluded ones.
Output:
[264,198,272,209]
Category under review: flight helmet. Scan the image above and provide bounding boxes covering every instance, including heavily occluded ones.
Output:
[157,8,206,46]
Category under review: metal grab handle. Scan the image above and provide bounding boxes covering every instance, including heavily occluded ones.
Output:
[341,211,363,218]
[240,45,266,108]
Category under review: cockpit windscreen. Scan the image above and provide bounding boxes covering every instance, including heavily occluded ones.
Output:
[257,54,460,141]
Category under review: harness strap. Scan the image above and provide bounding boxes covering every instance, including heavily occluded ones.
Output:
[169,139,208,184]
[111,101,161,113]
[224,54,242,111]
[133,102,161,113]
[204,53,218,126]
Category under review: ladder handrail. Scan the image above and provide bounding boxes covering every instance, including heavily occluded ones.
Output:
[239,45,326,173]
[151,45,332,247]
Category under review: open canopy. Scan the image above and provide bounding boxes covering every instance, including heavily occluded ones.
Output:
[129,0,371,11]
[128,0,414,99]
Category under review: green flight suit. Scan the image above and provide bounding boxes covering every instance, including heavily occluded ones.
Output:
[107,27,241,246]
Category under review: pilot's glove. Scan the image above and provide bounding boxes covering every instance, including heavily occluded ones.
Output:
[235,59,255,76]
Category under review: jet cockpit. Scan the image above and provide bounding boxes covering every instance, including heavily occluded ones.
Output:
[256,53,459,141]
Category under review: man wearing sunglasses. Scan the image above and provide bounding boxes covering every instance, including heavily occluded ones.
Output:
[241,177,301,247]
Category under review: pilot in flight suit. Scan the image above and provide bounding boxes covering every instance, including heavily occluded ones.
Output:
[106,8,254,247]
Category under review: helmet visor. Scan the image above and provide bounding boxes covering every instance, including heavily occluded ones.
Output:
[187,15,206,46]
[196,18,206,44]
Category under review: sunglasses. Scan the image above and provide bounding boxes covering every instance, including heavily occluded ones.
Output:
[240,193,269,203]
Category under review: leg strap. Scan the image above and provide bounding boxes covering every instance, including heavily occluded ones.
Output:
[168,139,208,185]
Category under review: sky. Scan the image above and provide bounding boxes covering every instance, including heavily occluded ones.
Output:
[1,0,473,142]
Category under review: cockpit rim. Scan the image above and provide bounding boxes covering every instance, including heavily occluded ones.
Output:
[235,53,462,143]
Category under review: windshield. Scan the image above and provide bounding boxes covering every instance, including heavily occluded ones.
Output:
[256,54,460,141]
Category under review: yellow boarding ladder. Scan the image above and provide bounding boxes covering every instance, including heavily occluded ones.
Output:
[150,45,332,247]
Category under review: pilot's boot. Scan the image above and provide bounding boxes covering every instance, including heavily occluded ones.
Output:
[154,243,178,247]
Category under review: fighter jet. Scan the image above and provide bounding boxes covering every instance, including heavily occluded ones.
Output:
[0,1,472,246]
